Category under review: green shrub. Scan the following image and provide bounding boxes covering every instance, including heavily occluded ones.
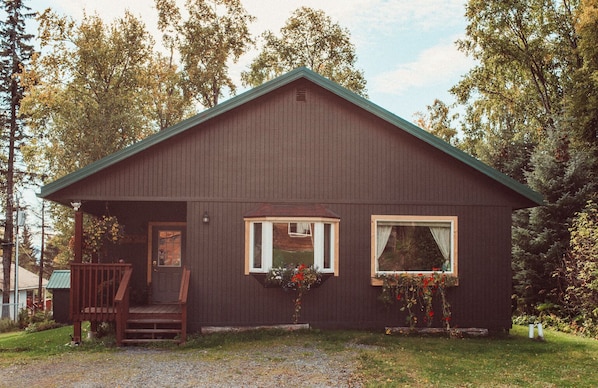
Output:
[25,319,61,333]
[0,318,19,333]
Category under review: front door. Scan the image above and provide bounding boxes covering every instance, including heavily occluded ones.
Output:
[149,223,186,303]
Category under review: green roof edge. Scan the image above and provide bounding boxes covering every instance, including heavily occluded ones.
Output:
[39,67,543,206]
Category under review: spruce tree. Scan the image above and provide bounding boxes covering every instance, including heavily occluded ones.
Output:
[0,0,35,318]
[512,126,598,312]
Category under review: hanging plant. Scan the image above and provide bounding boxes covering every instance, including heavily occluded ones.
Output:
[83,215,125,261]
[378,272,458,330]
[266,263,322,324]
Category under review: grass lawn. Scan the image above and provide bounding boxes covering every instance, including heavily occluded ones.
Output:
[0,323,115,364]
[1,324,596,386]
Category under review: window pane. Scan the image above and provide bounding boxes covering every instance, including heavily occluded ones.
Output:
[158,230,182,267]
[323,223,331,269]
[253,222,262,269]
[272,222,314,267]
[378,225,447,272]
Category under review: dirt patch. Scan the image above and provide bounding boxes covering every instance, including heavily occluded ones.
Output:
[1,344,363,387]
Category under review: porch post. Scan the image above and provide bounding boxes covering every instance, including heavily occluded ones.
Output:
[72,201,83,263]
[71,201,82,343]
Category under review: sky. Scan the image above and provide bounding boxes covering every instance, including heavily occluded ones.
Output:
[28,0,476,121]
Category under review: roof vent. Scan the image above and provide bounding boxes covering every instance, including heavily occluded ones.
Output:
[296,88,307,102]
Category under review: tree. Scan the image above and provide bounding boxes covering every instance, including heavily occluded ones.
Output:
[21,10,157,179]
[452,0,598,314]
[413,99,459,146]
[0,0,35,318]
[564,199,598,334]
[512,127,597,311]
[241,7,367,96]
[146,52,194,131]
[156,0,255,108]
[20,10,164,266]
[17,223,35,273]
[451,0,581,178]
[565,0,598,148]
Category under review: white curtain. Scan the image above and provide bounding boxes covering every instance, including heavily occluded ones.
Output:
[296,222,311,235]
[429,226,451,269]
[376,225,393,259]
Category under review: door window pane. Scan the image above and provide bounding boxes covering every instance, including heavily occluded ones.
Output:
[158,230,182,267]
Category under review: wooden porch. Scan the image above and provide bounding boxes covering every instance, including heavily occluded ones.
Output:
[70,263,190,346]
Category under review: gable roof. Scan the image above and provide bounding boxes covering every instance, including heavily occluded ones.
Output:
[0,265,47,292]
[39,67,543,206]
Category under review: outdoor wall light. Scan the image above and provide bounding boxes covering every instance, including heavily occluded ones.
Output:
[202,211,210,224]
[70,201,82,211]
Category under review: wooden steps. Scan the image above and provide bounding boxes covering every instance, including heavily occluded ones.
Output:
[115,267,190,346]
[121,305,184,345]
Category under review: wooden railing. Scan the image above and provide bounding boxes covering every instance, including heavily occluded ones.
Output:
[114,266,133,345]
[70,263,133,323]
[178,267,191,344]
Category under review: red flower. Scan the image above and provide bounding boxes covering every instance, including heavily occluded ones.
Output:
[428,310,435,317]
[291,272,304,283]
[396,293,402,301]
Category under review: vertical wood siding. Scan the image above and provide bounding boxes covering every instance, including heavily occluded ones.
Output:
[56,79,528,331]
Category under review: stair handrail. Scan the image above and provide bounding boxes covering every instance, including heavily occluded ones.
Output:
[177,266,191,343]
[114,265,133,346]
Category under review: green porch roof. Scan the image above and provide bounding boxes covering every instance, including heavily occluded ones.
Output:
[39,67,543,206]
[46,270,70,290]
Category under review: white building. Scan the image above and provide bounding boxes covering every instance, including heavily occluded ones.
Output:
[0,264,47,320]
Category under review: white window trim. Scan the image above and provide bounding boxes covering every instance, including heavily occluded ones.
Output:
[370,215,458,284]
[245,217,339,275]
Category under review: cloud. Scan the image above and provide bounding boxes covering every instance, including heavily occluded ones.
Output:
[372,39,474,95]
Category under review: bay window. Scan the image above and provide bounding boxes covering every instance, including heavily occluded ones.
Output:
[245,217,339,275]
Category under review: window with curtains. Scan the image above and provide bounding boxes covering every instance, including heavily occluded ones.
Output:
[245,218,339,274]
[371,215,457,277]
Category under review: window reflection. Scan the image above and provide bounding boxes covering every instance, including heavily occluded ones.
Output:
[158,230,182,267]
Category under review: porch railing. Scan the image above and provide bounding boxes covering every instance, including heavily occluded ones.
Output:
[70,263,133,324]
[178,267,191,343]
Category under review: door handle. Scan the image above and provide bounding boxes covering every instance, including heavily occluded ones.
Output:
[152,260,158,272]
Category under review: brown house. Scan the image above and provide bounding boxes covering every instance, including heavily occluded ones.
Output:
[40,67,542,344]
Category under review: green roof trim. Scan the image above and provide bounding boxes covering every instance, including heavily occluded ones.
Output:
[46,270,71,289]
[39,67,543,205]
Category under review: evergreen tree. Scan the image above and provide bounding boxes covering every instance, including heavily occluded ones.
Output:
[513,126,597,311]
[564,198,598,334]
[0,0,35,318]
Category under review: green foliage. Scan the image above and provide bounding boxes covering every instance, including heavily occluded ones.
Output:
[413,99,459,146]
[241,7,367,96]
[452,0,581,179]
[565,0,598,146]
[513,127,597,311]
[156,0,255,108]
[83,215,124,261]
[18,309,61,333]
[378,273,458,330]
[21,10,158,180]
[0,318,19,333]
[563,199,598,333]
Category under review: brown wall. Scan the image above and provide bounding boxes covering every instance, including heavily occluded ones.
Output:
[54,79,528,331]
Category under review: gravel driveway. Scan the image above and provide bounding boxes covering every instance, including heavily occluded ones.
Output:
[1,344,364,387]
